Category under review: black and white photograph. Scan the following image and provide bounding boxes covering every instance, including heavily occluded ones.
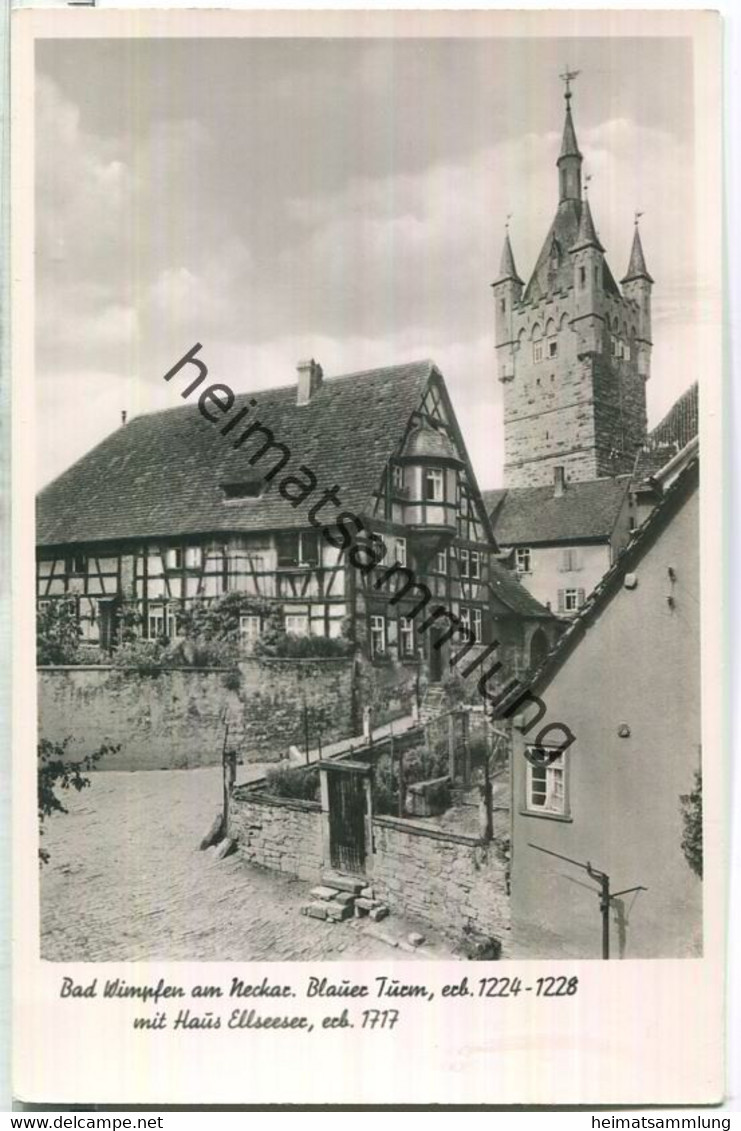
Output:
[11,8,726,1108]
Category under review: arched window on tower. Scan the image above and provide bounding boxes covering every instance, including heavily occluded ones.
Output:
[545,318,558,359]
[532,323,543,363]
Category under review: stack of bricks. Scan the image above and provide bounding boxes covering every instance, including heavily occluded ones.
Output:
[301,876,390,923]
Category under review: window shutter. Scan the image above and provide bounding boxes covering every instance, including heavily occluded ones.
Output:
[577,588,585,606]
[557,589,565,613]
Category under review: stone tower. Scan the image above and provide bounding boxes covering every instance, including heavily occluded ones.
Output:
[493,79,652,488]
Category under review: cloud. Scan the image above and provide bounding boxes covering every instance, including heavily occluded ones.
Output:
[35,55,700,492]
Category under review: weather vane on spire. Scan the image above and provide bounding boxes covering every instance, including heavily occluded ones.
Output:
[560,66,581,105]
[505,213,513,232]
[634,210,644,226]
[584,173,592,196]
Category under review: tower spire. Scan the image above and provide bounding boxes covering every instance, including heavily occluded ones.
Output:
[571,192,603,252]
[496,220,523,284]
[621,214,653,283]
[557,67,583,203]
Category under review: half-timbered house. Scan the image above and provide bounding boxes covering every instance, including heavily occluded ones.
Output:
[36,358,554,684]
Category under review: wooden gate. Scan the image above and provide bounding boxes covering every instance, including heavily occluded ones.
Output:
[326,764,368,875]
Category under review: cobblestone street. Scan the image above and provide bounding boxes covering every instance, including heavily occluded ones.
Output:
[40,765,456,962]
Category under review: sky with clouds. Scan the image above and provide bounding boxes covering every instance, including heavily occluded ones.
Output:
[35,34,702,491]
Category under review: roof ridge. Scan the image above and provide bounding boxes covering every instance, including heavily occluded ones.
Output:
[122,358,436,426]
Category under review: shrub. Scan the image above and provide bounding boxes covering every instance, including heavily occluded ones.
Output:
[164,637,238,669]
[254,631,353,659]
[263,765,320,802]
[372,763,401,817]
[36,600,81,665]
[111,640,167,675]
[178,593,279,644]
[221,668,242,692]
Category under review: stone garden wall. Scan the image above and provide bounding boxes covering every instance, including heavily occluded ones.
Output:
[228,788,323,883]
[370,816,510,941]
[38,657,354,770]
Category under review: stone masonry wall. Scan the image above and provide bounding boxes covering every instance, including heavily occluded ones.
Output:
[38,657,354,770]
[228,790,323,883]
[370,816,511,941]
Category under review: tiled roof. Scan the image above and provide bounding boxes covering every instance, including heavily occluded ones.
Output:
[496,456,699,709]
[523,199,621,303]
[650,382,699,450]
[482,476,631,546]
[37,361,435,547]
[487,560,553,619]
[633,383,699,480]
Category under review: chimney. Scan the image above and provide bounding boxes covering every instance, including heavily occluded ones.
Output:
[121,410,127,426]
[554,466,566,497]
[297,358,323,406]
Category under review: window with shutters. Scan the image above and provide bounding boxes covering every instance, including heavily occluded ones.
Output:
[525,748,569,817]
[560,547,581,572]
[558,588,585,613]
[459,548,470,578]
[435,548,447,575]
[470,551,481,581]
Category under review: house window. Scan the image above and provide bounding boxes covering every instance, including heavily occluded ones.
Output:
[399,616,415,657]
[558,588,585,614]
[165,548,183,570]
[560,547,581,572]
[435,548,447,574]
[471,607,482,642]
[370,615,386,658]
[548,339,558,358]
[533,341,544,363]
[470,551,481,581]
[459,605,481,643]
[239,615,262,644]
[459,548,470,578]
[424,468,444,502]
[184,546,202,570]
[459,605,471,638]
[277,531,320,568]
[525,748,568,816]
[392,465,405,491]
[65,553,87,575]
[579,266,586,287]
[393,537,407,567]
[285,612,309,636]
[147,604,177,640]
[516,547,531,573]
